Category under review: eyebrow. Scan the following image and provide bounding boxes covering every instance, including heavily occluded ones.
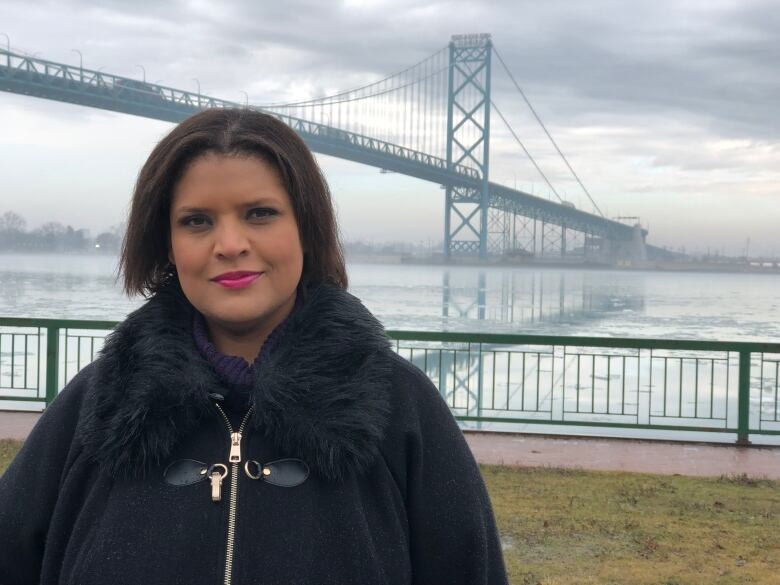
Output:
[173,198,281,214]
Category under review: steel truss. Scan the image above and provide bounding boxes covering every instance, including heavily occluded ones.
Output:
[445,34,492,258]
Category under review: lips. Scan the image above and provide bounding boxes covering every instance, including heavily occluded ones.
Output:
[212,271,263,289]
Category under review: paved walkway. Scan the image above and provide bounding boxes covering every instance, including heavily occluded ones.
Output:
[1,412,40,441]
[464,431,780,480]
[4,411,780,479]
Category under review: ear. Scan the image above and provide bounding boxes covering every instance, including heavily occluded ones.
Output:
[168,244,175,266]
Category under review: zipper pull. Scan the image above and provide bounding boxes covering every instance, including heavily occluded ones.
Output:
[208,464,228,502]
[210,472,224,502]
[229,432,243,463]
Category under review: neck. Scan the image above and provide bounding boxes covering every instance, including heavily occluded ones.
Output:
[206,326,264,364]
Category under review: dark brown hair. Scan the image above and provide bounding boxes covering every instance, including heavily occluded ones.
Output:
[120,108,347,297]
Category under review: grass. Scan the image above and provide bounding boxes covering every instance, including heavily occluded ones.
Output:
[2,440,779,584]
[0,439,19,475]
[482,465,780,584]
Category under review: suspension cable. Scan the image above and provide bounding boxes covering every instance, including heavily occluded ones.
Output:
[263,64,449,111]
[493,45,604,217]
[259,46,448,108]
[492,101,565,204]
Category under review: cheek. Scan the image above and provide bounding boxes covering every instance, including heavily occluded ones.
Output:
[289,236,305,275]
[271,224,304,270]
[170,237,205,275]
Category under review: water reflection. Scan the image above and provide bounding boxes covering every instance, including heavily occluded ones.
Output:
[0,258,139,321]
[1,254,777,342]
[441,268,645,328]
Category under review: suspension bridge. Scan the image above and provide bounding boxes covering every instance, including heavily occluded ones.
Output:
[0,33,665,263]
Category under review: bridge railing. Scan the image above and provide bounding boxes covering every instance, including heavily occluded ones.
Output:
[2,317,778,444]
[0,49,481,183]
[267,112,482,180]
[0,50,232,110]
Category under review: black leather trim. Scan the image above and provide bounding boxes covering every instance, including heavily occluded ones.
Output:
[163,459,208,486]
[262,458,310,487]
[245,458,310,487]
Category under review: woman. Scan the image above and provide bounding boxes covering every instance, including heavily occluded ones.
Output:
[0,108,508,584]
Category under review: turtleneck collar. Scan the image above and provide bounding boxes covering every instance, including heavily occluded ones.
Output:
[191,294,301,390]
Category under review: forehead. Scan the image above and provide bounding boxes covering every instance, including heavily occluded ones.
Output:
[171,154,289,208]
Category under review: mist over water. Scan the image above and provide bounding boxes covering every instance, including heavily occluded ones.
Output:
[1,253,778,342]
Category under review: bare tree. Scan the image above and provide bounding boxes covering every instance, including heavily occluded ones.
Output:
[0,211,27,233]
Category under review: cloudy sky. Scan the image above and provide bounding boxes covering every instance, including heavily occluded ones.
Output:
[0,0,777,255]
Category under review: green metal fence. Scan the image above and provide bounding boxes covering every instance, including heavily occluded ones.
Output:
[388,332,780,444]
[2,317,779,444]
[0,318,116,406]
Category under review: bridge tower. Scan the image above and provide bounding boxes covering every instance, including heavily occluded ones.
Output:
[444,33,492,259]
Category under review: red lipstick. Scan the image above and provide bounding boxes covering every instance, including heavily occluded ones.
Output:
[212,271,262,289]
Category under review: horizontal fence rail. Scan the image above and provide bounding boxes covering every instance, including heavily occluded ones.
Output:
[2,318,779,444]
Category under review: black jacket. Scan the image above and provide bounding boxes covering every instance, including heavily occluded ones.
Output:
[0,281,508,585]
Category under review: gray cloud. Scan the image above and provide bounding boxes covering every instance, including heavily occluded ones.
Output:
[0,0,777,254]
[4,0,776,139]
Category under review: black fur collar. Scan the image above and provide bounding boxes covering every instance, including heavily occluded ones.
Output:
[77,280,393,483]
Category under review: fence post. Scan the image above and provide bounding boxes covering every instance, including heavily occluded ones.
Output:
[476,343,483,430]
[45,325,59,407]
[736,350,751,446]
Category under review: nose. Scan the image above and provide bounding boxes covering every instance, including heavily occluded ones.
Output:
[213,219,250,259]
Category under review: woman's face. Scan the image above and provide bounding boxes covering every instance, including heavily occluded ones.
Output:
[169,154,303,337]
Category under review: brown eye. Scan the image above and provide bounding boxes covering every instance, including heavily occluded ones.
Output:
[181,215,209,227]
[247,208,277,220]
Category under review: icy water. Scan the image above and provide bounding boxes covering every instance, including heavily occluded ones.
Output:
[1,252,778,342]
[2,253,779,444]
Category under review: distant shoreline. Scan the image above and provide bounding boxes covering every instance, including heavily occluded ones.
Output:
[345,252,780,275]
[3,250,779,276]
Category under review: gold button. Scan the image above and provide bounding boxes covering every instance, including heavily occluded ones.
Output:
[262,468,271,476]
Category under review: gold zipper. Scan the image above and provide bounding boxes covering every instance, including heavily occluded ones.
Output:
[213,402,254,585]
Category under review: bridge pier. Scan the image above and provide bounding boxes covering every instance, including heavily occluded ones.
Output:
[588,225,648,267]
[561,226,567,258]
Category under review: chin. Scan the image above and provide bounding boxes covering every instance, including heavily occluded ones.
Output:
[209,305,272,326]
[203,296,290,329]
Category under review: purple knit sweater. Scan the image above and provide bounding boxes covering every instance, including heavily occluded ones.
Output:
[192,298,300,418]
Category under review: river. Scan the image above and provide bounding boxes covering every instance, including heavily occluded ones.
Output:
[1,252,778,342]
